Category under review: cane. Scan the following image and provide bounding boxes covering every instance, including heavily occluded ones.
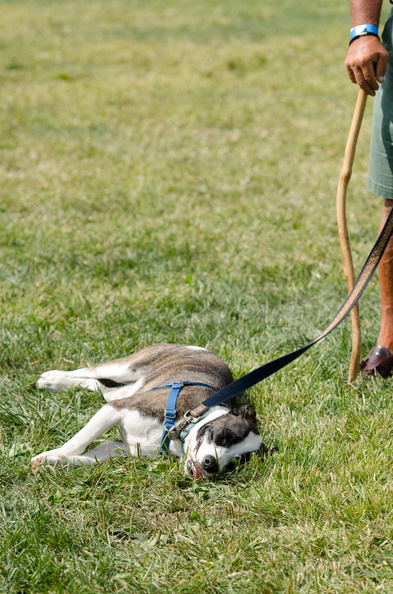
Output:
[336,88,368,381]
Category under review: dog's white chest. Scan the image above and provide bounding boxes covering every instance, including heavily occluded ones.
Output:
[117,409,183,458]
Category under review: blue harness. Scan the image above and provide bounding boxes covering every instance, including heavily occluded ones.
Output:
[149,381,217,455]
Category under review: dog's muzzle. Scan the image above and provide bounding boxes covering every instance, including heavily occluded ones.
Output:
[184,431,220,479]
[185,454,218,479]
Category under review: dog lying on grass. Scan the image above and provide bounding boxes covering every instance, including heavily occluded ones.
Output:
[32,344,266,479]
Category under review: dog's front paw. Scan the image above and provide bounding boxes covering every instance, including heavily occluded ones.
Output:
[31,449,67,473]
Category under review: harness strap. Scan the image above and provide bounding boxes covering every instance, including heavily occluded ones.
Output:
[184,205,393,421]
[148,381,217,454]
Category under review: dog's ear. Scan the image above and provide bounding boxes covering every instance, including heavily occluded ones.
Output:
[257,443,278,458]
[258,442,269,457]
[242,405,257,424]
[229,405,257,424]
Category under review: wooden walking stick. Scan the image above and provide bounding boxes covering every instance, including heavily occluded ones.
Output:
[336,88,368,381]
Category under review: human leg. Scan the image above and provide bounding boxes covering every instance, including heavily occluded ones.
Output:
[359,11,393,376]
[377,199,393,353]
[360,200,393,377]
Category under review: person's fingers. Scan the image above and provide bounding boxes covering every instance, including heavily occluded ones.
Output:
[375,52,388,83]
[346,64,357,84]
[349,65,377,95]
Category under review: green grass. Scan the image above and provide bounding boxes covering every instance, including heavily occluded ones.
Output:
[2,0,393,591]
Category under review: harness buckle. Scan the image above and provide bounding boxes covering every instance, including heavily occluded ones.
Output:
[164,408,177,420]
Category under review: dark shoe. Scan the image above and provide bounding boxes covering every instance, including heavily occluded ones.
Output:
[359,345,393,378]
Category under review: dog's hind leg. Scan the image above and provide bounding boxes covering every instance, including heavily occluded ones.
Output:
[36,372,145,404]
[36,372,103,392]
[37,359,150,396]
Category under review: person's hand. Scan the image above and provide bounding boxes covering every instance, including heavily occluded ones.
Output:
[345,35,388,95]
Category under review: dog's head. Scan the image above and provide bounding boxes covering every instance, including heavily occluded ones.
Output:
[184,405,264,479]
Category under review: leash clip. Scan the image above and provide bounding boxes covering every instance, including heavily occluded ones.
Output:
[168,418,190,441]
[168,409,196,441]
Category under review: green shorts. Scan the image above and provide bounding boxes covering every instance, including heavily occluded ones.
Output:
[368,9,393,199]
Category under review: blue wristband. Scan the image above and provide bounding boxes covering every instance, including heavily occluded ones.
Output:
[350,24,379,43]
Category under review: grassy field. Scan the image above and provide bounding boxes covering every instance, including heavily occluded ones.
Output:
[2,0,393,591]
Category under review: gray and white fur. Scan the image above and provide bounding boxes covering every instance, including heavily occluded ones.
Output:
[32,344,265,479]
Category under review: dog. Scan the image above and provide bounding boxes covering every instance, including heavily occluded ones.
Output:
[31,344,265,478]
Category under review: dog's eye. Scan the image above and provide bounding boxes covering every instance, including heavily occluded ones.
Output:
[196,424,210,440]
[215,427,235,447]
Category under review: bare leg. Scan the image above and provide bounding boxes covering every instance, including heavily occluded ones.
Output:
[361,199,393,376]
[377,199,393,351]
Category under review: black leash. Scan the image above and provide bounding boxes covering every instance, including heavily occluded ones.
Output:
[174,206,393,427]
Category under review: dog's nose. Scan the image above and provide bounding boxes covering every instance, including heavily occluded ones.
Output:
[201,455,218,474]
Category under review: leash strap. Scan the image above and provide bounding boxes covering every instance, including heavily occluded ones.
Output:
[148,381,217,454]
[186,206,393,420]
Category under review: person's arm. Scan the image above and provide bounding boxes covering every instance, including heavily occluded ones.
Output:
[345,0,388,95]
